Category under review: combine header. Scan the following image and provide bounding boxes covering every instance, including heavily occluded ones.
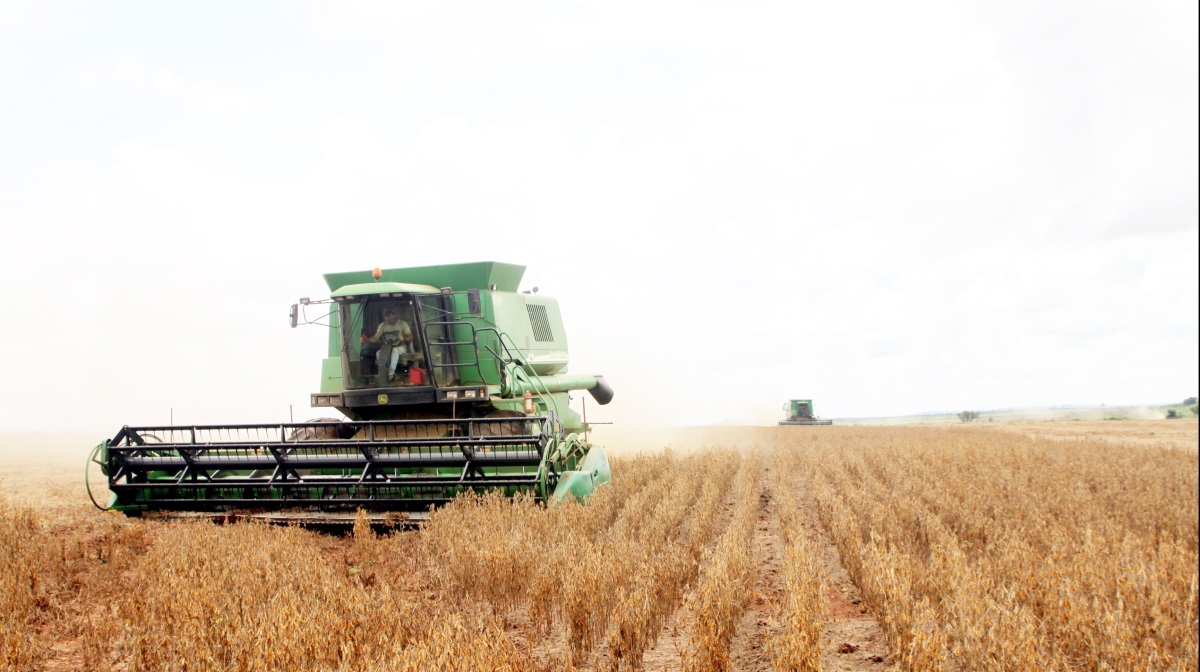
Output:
[779,399,833,426]
[88,262,614,522]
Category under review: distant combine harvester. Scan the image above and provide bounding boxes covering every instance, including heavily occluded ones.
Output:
[779,399,832,426]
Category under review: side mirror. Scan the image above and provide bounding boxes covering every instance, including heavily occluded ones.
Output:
[466,289,482,315]
[289,304,299,328]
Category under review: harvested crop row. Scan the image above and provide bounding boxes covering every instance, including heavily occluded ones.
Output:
[1,498,44,671]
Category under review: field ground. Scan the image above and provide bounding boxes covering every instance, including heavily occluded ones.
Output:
[2,420,1197,671]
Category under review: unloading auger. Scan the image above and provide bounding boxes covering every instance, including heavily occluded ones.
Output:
[88,262,614,522]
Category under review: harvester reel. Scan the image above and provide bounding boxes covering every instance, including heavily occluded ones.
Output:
[287,418,352,441]
[479,409,529,437]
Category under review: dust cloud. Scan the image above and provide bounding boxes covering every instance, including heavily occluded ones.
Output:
[590,425,786,456]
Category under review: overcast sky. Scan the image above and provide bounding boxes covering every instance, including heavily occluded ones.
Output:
[1,0,1196,431]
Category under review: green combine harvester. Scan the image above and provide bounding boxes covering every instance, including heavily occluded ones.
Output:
[779,399,833,426]
[87,262,614,523]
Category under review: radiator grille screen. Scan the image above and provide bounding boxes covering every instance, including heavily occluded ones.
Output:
[526,304,555,342]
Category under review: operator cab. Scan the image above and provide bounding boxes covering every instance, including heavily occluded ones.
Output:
[308,280,493,412]
[342,296,426,389]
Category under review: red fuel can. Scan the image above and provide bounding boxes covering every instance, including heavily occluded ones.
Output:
[409,368,426,385]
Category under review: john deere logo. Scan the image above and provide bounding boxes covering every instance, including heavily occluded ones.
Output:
[377,394,389,404]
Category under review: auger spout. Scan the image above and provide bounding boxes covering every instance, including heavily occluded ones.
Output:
[504,374,614,405]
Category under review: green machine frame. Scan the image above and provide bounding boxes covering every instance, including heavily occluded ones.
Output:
[89,262,614,519]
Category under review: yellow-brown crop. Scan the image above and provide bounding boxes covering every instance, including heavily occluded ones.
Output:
[2,421,1195,671]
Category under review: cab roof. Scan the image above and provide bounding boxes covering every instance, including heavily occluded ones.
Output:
[330,282,441,299]
[324,261,525,294]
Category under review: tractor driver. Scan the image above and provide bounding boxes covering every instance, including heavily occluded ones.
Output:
[361,307,413,385]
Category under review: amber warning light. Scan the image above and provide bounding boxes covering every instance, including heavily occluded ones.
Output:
[372,267,382,281]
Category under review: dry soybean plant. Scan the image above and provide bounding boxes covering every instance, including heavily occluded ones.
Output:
[681,452,763,672]
[8,423,1196,671]
[767,448,826,672]
[801,426,1199,671]
[1,494,150,672]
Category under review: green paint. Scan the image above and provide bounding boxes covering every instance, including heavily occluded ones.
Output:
[324,261,526,293]
[550,444,612,503]
[92,261,616,517]
[319,357,342,393]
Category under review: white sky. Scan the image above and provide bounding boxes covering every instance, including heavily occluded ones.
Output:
[0,0,1196,431]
